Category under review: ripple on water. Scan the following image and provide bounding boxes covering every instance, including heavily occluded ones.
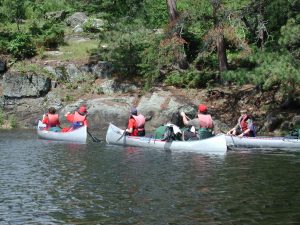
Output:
[0,130,300,224]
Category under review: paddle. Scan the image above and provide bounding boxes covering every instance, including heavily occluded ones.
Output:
[116,130,126,141]
[87,129,102,142]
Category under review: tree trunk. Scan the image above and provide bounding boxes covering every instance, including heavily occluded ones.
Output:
[216,33,228,72]
[166,0,179,23]
[212,1,228,72]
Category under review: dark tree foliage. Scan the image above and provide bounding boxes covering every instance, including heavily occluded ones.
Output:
[0,0,298,97]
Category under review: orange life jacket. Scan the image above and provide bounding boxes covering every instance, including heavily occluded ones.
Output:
[198,114,213,128]
[131,114,146,136]
[73,111,87,125]
[132,114,145,131]
[46,114,60,128]
[239,115,249,132]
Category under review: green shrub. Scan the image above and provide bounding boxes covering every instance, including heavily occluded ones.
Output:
[223,50,300,96]
[0,109,4,126]
[29,21,64,49]
[12,61,45,75]
[8,33,36,59]
[38,0,70,13]
[98,23,158,78]
[279,16,300,58]
[42,23,64,48]
[164,69,216,88]
[83,18,105,33]
[0,39,9,54]
[8,115,17,128]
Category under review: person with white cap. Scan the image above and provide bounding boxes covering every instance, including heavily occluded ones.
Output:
[227,109,256,137]
[125,107,146,136]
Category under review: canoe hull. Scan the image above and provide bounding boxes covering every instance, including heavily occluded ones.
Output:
[106,123,227,154]
[37,121,87,143]
[225,135,300,150]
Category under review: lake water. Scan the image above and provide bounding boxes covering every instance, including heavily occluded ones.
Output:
[0,130,300,224]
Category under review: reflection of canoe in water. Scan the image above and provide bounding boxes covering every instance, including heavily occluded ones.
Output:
[225,135,300,150]
[37,120,87,143]
[105,123,228,154]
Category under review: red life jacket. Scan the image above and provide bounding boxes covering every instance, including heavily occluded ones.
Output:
[47,114,60,128]
[132,114,145,134]
[198,114,213,128]
[73,111,87,125]
[239,115,249,132]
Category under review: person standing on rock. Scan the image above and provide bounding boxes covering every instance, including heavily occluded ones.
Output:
[64,105,89,130]
[42,107,61,132]
[227,109,256,137]
[180,104,215,139]
[125,107,146,136]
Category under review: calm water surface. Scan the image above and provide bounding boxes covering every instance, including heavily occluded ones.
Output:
[0,130,300,224]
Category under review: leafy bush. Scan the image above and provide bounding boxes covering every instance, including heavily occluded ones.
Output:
[8,115,17,128]
[279,16,300,58]
[42,23,64,48]
[83,18,105,33]
[0,109,4,126]
[8,33,36,59]
[164,69,216,88]
[138,33,162,88]
[98,23,160,78]
[0,31,14,54]
[223,50,300,96]
[29,21,64,49]
[0,39,9,54]
[37,0,70,13]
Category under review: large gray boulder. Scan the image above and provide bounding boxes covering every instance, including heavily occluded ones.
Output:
[83,18,105,32]
[66,64,83,82]
[92,61,112,78]
[73,90,187,131]
[3,72,51,98]
[66,12,87,27]
[98,80,137,95]
[263,114,283,132]
[292,115,300,127]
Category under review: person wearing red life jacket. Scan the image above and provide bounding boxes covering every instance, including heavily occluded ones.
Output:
[180,104,215,139]
[64,105,88,130]
[42,107,61,131]
[125,108,146,136]
[227,109,256,137]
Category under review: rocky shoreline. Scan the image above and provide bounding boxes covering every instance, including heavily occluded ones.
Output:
[0,61,299,136]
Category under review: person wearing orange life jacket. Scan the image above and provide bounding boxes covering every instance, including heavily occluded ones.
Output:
[42,107,61,132]
[125,108,146,136]
[65,105,89,130]
[180,104,215,139]
[227,109,256,137]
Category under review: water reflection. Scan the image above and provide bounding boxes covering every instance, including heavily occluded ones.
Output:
[0,130,299,224]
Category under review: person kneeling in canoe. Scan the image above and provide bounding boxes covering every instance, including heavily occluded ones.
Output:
[42,107,61,132]
[125,107,146,136]
[227,109,256,137]
[64,105,88,131]
[180,104,215,140]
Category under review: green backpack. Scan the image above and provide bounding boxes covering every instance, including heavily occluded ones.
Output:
[198,128,214,139]
[288,129,300,139]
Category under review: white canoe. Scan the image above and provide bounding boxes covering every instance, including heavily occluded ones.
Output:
[105,123,227,154]
[37,120,87,143]
[225,135,300,150]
